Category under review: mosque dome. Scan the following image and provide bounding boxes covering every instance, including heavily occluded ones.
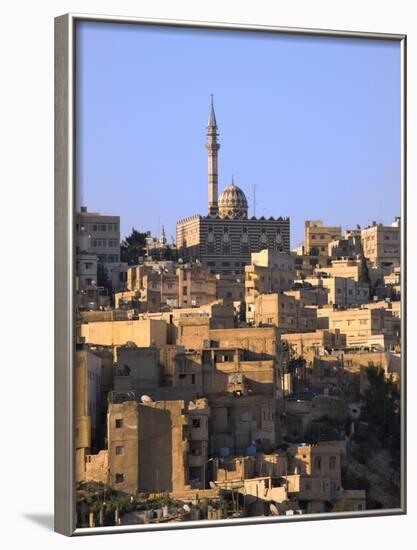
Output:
[218,179,248,219]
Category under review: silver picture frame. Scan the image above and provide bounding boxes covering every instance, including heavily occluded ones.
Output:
[54,13,407,536]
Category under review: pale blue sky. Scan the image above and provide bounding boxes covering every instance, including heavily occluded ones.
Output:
[76,22,401,247]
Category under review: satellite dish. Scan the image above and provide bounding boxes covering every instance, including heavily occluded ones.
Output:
[141,395,153,403]
[183,504,191,513]
[209,481,217,489]
[269,504,279,516]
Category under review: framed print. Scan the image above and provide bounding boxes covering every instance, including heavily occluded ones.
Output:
[54,13,406,536]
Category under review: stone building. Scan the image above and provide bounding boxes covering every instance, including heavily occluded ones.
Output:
[176,98,290,275]
[302,276,370,307]
[75,350,103,481]
[317,306,400,349]
[80,318,168,348]
[76,206,127,291]
[304,220,342,256]
[209,394,282,456]
[283,330,346,360]
[253,293,318,333]
[107,399,210,495]
[245,249,295,323]
[117,262,217,312]
[328,228,362,259]
[361,218,401,273]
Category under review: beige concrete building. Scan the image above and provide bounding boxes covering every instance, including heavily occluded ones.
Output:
[284,286,329,307]
[75,350,103,481]
[303,276,370,307]
[317,306,400,349]
[304,221,342,256]
[176,99,290,275]
[216,273,245,303]
[80,318,168,348]
[178,264,217,307]
[283,330,346,360]
[361,218,401,272]
[253,293,317,333]
[316,258,361,281]
[76,206,121,263]
[76,206,127,291]
[209,394,282,456]
[327,229,362,259]
[119,262,217,311]
[293,253,333,280]
[284,442,365,513]
[245,249,295,323]
[107,399,210,495]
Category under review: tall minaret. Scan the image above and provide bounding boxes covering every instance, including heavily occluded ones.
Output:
[206,95,220,216]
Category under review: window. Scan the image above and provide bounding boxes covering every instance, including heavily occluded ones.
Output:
[192,418,201,428]
[115,418,123,429]
[314,456,322,472]
[115,473,124,483]
[115,446,124,456]
[329,456,336,469]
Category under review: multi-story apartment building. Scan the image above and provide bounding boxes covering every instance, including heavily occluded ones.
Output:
[245,249,295,323]
[75,350,102,480]
[327,228,362,259]
[361,218,401,272]
[107,399,210,494]
[317,306,400,349]
[77,206,121,263]
[303,276,370,307]
[117,262,217,311]
[76,206,127,291]
[253,293,318,333]
[304,220,342,256]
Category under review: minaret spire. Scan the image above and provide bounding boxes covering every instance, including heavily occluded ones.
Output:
[206,95,220,216]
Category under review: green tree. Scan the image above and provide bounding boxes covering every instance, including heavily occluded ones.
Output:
[358,246,370,286]
[362,364,400,452]
[121,228,147,265]
[97,260,113,295]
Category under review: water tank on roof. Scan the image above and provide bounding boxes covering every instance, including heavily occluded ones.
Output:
[141,395,153,403]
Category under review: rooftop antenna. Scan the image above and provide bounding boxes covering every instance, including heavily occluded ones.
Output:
[253,184,257,217]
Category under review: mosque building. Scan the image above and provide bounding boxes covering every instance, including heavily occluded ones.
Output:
[176,97,290,275]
